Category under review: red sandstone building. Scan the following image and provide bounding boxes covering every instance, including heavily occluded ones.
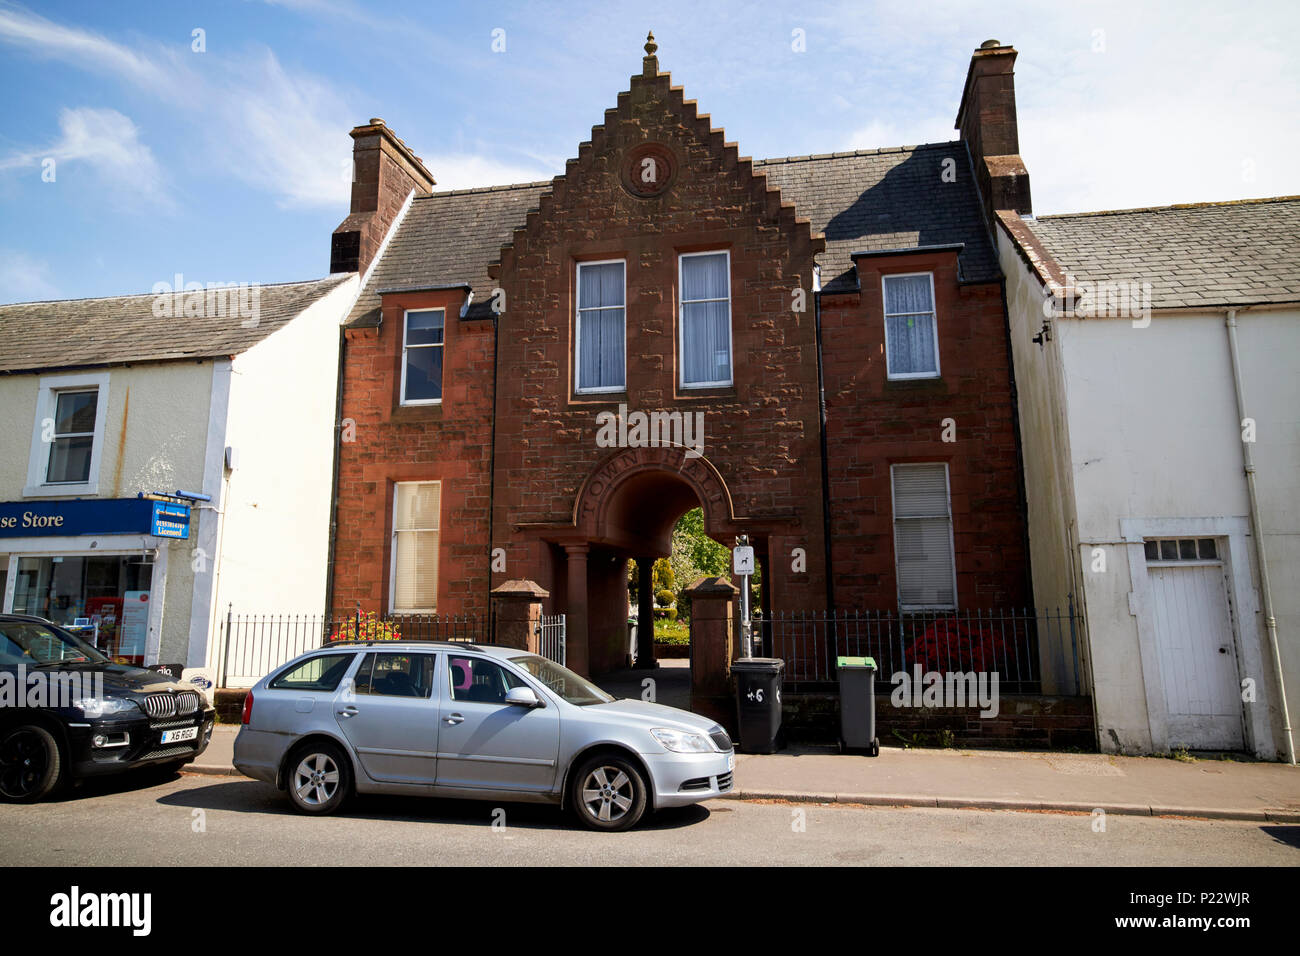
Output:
[326,37,1036,683]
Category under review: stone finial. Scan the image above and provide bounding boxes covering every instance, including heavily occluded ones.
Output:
[644,31,657,56]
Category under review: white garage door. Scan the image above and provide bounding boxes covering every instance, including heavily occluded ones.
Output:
[1148,558,1243,750]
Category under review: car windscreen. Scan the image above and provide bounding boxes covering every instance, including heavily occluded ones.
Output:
[0,620,108,666]
[509,655,615,706]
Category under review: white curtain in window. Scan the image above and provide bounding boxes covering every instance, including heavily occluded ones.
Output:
[892,465,955,608]
[884,275,937,375]
[393,482,440,611]
[578,262,625,390]
[681,253,731,385]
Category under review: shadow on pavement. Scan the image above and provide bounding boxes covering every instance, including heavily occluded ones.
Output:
[1261,826,1300,849]
[155,774,711,832]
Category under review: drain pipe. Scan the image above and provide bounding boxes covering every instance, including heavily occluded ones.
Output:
[1225,308,1295,765]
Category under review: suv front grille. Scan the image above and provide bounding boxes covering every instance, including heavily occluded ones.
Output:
[143,691,201,720]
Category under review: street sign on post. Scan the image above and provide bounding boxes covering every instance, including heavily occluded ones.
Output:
[734,536,753,656]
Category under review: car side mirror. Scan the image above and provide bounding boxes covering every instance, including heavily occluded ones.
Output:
[505,686,541,708]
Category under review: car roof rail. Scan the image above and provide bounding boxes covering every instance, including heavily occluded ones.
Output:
[318,639,491,649]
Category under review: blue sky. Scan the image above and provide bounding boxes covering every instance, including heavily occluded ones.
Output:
[2,0,1297,303]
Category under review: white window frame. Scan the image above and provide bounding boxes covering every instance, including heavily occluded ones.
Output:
[25,371,110,498]
[388,481,441,614]
[400,308,445,406]
[678,249,734,389]
[574,259,627,394]
[882,271,941,380]
[890,462,958,611]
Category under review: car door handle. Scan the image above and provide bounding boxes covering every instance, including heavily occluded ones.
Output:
[337,706,358,717]
[444,713,465,725]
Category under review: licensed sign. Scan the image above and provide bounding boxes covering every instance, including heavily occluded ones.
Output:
[150,501,191,539]
[0,498,190,539]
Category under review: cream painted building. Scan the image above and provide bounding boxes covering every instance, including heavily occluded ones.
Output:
[996,199,1299,761]
[0,274,358,678]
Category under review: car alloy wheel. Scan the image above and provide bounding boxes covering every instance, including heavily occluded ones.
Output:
[287,744,351,815]
[571,754,647,832]
[0,725,63,803]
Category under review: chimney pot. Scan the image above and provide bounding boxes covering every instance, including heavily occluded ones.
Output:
[980,38,1001,49]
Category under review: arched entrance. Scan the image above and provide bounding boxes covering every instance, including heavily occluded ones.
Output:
[555,445,741,680]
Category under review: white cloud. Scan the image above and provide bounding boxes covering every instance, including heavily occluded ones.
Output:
[420,154,556,192]
[0,5,163,85]
[0,106,168,204]
[0,5,353,208]
[0,249,60,303]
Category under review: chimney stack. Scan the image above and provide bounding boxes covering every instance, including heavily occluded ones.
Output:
[955,40,1031,225]
[330,118,436,275]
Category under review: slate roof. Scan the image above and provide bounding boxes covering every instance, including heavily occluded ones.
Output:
[347,181,551,325]
[344,141,1000,324]
[0,274,353,373]
[754,143,998,292]
[1020,197,1300,309]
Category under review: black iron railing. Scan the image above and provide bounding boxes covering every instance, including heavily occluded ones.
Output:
[756,606,1082,695]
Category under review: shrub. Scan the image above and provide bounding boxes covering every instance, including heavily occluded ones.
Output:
[655,589,675,607]
[905,617,1012,672]
[329,610,401,644]
[675,587,692,622]
[653,606,678,621]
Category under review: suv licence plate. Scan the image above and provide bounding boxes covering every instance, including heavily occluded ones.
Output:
[160,727,198,744]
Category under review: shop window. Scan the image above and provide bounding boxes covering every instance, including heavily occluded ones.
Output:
[891,463,957,609]
[9,555,153,662]
[26,372,110,496]
[401,309,444,404]
[390,481,440,613]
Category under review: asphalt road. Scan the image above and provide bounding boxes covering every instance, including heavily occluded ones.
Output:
[2,770,1297,866]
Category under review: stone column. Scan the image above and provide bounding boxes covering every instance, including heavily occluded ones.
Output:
[489,580,548,653]
[564,544,590,677]
[686,575,738,734]
[635,555,658,668]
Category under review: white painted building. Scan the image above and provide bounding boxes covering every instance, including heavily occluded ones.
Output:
[0,274,358,678]
[996,199,1299,761]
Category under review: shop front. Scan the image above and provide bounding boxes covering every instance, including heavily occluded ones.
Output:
[0,497,190,665]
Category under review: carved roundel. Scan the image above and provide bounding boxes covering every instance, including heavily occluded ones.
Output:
[621,142,677,198]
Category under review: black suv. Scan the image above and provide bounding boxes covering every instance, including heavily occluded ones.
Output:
[0,613,215,802]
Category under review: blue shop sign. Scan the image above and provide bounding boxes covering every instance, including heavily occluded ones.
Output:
[0,498,191,540]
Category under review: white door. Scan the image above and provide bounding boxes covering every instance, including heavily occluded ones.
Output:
[1148,563,1243,750]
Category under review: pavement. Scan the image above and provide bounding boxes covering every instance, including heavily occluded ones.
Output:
[195,723,1300,823]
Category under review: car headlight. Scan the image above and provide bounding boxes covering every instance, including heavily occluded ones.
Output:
[74,697,142,719]
[650,728,713,753]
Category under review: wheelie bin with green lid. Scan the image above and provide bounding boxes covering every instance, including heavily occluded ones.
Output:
[836,656,879,756]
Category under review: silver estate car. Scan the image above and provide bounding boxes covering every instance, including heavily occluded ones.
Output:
[233,641,734,831]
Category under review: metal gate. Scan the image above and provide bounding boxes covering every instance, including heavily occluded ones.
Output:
[538,613,566,666]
